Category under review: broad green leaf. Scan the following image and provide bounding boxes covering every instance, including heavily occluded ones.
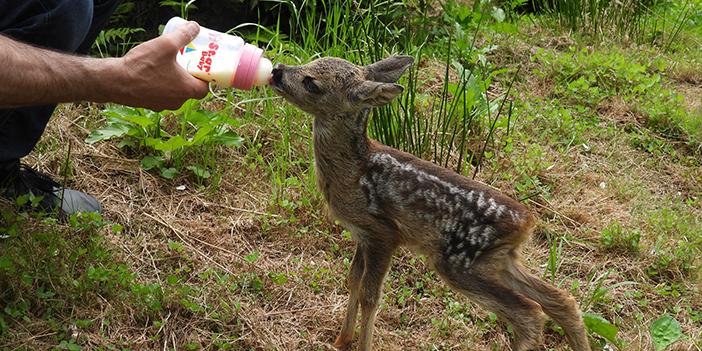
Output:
[187,109,219,126]
[491,7,505,22]
[161,168,177,179]
[187,165,210,179]
[67,341,81,351]
[495,117,510,128]
[213,131,244,147]
[651,314,682,351]
[117,140,135,148]
[190,125,214,145]
[6,224,18,237]
[582,312,620,347]
[85,123,132,144]
[184,110,208,125]
[140,156,162,171]
[75,319,92,327]
[221,116,241,128]
[0,256,14,271]
[119,114,155,128]
[143,109,161,122]
[142,137,160,147]
[102,105,139,118]
[154,136,191,152]
[457,6,472,23]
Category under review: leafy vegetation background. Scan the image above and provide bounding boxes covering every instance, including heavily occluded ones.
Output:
[1,0,701,350]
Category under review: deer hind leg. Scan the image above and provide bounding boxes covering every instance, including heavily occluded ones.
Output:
[335,239,397,351]
[434,254,546,351]
[502,255,590,351]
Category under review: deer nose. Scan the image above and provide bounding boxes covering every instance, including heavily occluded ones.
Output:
[269,63,285,92]
[271,63,285,84]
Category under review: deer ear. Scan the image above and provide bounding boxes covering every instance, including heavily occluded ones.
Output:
[364,55,414,83]
[353,81,404,108]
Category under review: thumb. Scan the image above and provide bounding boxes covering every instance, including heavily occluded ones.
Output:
[168,21,200,48]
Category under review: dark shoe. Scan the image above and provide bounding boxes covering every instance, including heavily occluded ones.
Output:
[0,159,102,219]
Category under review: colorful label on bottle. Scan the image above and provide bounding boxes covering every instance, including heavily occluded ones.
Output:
[174,29,244,88]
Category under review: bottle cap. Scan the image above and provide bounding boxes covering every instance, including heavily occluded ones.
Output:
[231,43,264,90]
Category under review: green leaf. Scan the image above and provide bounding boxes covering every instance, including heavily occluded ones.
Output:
[75,319,93,327]
[60,339,82,351]
[5,224,18,238]
[221,116,241,128]
[651,314,682,351]
[102,105,139,118]
[86,123,132,144]
[167,275,179,285]
[154,136,191,152]
[491,7,505,22]
[142,137,160,147]
[187,165,211,179]
[140,156,162,171]
[189,125,214,145]
[213,131,244,147]
[117,140,135,148]
[161,168,177,179]
[244,252,259,263]
[582,312,620,347]
[0,256,15,271]
[36,287,55,299]
[119,114,154,128]
[184,110,212,125]
[268,271,288,285]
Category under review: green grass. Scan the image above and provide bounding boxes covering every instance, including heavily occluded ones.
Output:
[1,0,701,350]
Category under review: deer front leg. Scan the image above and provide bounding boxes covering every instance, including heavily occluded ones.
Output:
[335,237,397,351]
[335,246,365,349]
[356,240,396,351]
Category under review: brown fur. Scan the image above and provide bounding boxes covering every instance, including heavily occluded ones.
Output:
[270,56,590,351]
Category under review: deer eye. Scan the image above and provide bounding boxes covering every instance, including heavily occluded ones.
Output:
[303,77,319,93]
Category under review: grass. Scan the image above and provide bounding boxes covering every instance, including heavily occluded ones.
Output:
[1,0,702,350]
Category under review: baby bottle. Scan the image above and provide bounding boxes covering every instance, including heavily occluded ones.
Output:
[162,17,272,90]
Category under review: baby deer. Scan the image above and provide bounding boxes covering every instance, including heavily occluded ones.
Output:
[269,56,590,351]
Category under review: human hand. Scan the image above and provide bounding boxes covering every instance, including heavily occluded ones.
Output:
[105,21,210,111]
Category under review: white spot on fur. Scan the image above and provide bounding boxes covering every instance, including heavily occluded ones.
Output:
[456,252,467,265]
[495,204,505,218]
[465,250,480,268]
[476,192,486,210]
[468,227,481,246]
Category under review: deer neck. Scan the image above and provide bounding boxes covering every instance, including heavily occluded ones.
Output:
[312,109,371,191]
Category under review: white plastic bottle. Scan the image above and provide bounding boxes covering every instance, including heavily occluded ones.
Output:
[162,17,272,90]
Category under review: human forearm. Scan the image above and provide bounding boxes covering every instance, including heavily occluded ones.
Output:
[0,34,107,108]
[0,21,209,112]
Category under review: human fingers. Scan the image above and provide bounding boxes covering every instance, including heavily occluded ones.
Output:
[165,21,201,50]
[161,21,210,101]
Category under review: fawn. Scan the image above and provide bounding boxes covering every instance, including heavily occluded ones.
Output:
[269,56,590,351]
